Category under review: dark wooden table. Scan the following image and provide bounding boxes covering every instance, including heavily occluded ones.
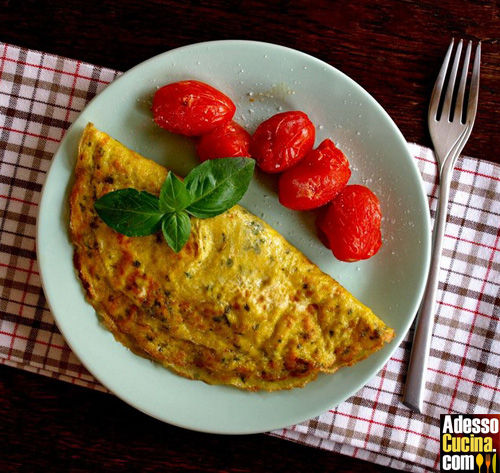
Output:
[0,1,498,472]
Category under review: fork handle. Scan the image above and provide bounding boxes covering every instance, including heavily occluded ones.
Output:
[402,155,456,413]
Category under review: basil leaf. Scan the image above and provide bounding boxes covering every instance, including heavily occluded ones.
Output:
[159,171,191,212]
[184,157,255,219]
[161,211,191,253]
[94,188,164,237]
[94,158,254,247]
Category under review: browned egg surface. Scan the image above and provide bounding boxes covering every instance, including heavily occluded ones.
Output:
[69,123,394,391]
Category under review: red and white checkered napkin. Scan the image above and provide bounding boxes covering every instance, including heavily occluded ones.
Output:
[0,42,498,472]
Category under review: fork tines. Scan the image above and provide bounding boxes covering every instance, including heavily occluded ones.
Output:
[429,38,481,125]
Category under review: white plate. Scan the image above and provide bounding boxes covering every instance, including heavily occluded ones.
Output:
[37,40,431,434]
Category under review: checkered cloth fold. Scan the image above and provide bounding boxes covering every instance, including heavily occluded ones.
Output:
[0,42,498,473]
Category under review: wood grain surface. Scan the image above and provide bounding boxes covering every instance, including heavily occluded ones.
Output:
[0,1,498,472]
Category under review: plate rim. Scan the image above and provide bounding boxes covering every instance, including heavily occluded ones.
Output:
[36,39,431,434]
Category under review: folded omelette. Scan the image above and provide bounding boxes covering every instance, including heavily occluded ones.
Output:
[70,123,394,391]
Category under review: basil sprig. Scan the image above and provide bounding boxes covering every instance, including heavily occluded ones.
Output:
[94,157,255,253]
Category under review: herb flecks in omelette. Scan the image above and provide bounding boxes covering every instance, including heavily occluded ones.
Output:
[69,123,395,391]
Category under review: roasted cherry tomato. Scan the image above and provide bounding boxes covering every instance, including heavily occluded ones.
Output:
[317,185,382,262]
[152,80,236,136]
[278,139,351,210]
[196,121,251,162]
[250,111,315,173]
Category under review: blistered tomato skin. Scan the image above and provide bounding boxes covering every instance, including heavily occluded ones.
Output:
[278,139,351,210]
[197,121,251,162]
[250,111,315,173]
[318,185,382,262]
[152,80,236,136]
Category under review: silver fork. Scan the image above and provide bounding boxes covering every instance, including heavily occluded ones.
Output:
[403,39,481,413]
